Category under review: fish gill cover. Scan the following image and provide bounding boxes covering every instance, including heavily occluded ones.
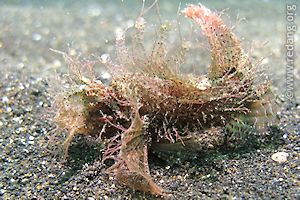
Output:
[51,3,279,196]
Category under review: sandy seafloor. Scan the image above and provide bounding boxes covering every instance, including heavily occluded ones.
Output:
[0,0,299,199]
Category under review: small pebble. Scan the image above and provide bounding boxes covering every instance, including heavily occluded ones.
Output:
[2,96,9,103]
[6,107,12,112]
[36,185,43,190]
[271,152,289,163]
[48,174,55,178]
[32,33,42,41]
[28,140,35,145]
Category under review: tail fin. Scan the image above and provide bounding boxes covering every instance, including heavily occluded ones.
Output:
[250,90,280,132]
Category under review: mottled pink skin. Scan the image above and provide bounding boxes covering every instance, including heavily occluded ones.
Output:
[184,4,224,35]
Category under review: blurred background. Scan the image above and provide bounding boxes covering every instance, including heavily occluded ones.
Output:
[0,0,299,98]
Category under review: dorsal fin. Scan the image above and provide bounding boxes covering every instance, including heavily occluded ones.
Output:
[184,4,252,80]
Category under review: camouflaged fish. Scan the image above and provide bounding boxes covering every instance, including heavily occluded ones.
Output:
[53,4,278,196]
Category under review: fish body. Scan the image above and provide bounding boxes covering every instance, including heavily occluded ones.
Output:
[53,4,278,196]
